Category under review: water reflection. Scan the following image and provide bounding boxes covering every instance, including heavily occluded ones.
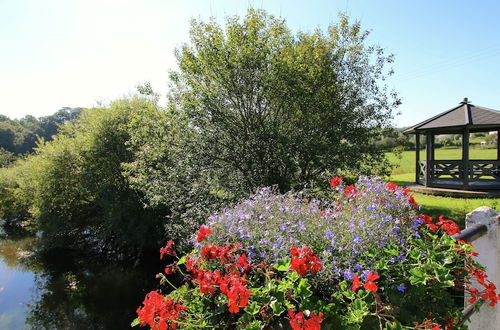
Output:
[0,226,164,330]
[0,231,37,329]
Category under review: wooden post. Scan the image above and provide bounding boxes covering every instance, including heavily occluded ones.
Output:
[415,133,420,183]
[463,128,470,190]
[497,130,499,161]
[425,132,432,186]
[430,133,435,161]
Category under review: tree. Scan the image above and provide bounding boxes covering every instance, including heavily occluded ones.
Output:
[170,9,399,193]
[6,98,165,253]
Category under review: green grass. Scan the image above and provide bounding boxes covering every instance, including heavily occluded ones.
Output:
[386,147,499,226]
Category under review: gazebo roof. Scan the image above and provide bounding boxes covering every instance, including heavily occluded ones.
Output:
[404,98,500,134]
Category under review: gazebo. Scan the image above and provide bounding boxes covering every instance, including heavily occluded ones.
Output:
[404,98,500,190]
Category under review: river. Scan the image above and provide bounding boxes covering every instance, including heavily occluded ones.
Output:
[0,226,164,330]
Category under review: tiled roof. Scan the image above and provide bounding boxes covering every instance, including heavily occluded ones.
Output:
[404,98,500,133]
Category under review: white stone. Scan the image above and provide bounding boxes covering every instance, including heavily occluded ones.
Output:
[465,206,500,330]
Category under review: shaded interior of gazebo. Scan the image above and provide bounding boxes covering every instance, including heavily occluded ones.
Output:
[404,98,500,190]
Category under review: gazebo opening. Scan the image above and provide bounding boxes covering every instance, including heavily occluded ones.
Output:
[404,98,500,190]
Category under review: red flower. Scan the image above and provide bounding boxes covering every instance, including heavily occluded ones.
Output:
[196,226,212,242]
[343,185,357,198]
[288,309,323,330]
[329,176,343,187]
[160,240,176,259]
[436,216,461,235]
[289,246,322,276]
[408,194,418,207]
[363,272,380,292]
[201,244,218,260]
[351,275,361,291]
[387,182,399,190]
[136,291,187,330]
[164,264,176,275]
[219,274,252,313]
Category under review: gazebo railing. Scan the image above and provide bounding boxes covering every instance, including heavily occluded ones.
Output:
[469,160,500,180]
[418,160,500,187]
[417,160,426,184]
[429,160,464,180]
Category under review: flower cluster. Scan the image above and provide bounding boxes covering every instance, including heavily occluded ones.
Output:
[351,271,380,292]
[290,246,322,276]
[135,291,187,330]
[134,177,500,329]
[288,309,324,330]
[420,214,461,236]
[465,262,500,306]
[204,177,421,291]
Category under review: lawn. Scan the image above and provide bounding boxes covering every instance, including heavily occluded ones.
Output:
[386,147,499,226]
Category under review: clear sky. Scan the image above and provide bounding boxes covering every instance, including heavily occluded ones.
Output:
[1,0,499,127]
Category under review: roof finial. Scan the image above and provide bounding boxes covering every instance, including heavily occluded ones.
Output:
[461,97,469,104]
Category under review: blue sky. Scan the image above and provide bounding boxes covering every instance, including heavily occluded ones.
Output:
[1,0,499,127]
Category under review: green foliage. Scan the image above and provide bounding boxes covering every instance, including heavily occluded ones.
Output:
[122,102,234,251]
[170,9,399,193]
[1,98,165,252]
[0,148,16,167]
[0,108,82,155]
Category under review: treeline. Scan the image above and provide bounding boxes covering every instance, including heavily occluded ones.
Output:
[0,10,398,255]
[0,108,82,165]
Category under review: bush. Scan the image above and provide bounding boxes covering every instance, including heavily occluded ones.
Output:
[2,97,167,253]
[133,177,500,329]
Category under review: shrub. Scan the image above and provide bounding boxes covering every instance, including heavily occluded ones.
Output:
[133,177,500,329]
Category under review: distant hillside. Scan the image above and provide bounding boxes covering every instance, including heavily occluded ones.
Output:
[0,107,83,155]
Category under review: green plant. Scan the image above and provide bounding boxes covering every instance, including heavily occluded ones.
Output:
[133,178,500,329]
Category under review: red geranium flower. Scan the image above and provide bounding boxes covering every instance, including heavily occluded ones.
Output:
[288,309,324,330]
[343,184,357,198]
[136,291,187,330]
[330,176,343,187]
[289,246,322,276]
[352,275,361,291]
[363,272,380,292]
[387,182,399,190]
[196,226,212,242]
[160,240,176,259]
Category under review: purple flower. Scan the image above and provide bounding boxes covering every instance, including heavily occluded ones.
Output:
[325,231,334,239]
[397,284,406,292]
[354,264,363,271]
[343,269,354,280]
[353,234,361,244]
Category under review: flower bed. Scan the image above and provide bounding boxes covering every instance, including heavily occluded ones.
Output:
[132,177,500,329]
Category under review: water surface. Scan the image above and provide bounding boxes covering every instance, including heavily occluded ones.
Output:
[0,228,164,330]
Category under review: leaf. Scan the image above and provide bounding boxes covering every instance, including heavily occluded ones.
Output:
[244,301,260,315]
[296,278,313,299]
[342,290,355,300]
[274,257,291,272]
[245,321,263,330]
[177,255,186,265]
[270,298,286,316]
[409,268,428,285]
[131,318,140,327]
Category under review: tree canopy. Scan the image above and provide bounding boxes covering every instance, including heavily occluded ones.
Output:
[168,9,399,192]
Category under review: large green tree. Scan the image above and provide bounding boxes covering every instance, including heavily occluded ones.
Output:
[169,9,399,192]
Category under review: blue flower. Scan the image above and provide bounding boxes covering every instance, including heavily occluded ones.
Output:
[353,234,361,244]
[343,269,354,280]
[397,284,406,292]
[354,264,363,271]
[325,231,334,239]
